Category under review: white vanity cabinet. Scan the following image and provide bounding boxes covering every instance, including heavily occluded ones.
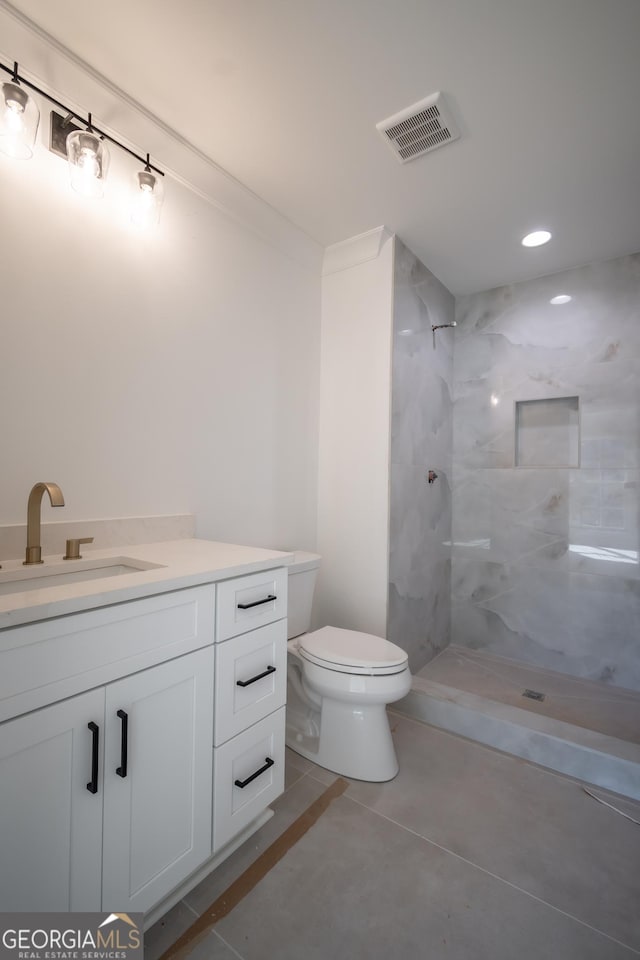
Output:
[0,585,215,915]
[0,559,290,920]
[213,567,287,851]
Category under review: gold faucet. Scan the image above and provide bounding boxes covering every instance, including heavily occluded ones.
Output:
[23,482,65,565]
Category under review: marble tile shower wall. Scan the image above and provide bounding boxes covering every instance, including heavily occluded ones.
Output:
[452,252,640,691]
[388,239,454,673]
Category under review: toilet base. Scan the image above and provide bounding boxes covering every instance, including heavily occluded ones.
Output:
[286,699,400,782]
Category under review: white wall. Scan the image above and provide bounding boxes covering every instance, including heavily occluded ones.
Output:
[315,229,394,636]
[0,10,321,554]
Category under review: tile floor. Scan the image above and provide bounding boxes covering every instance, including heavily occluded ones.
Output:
[419,645,640,744]
[146,712,640,960]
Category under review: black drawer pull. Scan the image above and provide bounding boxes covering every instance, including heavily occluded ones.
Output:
[87,721,99,794]
[237,665,276,688]
[234,756,274,789]
[116,709,128,778]
[237,594,276,610]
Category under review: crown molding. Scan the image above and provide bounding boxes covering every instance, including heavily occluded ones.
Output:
[0,0,323,273]
[322,227,394,276]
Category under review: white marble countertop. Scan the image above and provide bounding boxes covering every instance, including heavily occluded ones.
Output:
[0,539,293,629]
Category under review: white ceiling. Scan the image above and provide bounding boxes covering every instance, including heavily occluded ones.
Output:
[6,0,640,294]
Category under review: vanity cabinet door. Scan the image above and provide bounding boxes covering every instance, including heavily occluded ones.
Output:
[101,647,214,913]
[0,688,104,912]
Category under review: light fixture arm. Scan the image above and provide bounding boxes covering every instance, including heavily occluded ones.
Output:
[0,58,164,178]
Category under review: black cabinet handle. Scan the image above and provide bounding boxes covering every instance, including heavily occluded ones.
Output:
[234,756,274,789]
[116,709,128,778]
[237,594,276,610]
[236,665,276,688]
[87,721,99,794]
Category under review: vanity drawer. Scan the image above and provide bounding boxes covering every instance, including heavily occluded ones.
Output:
[213,707,285,852]
[216,567,287,641]
[0,585,215,723]
[214,620,287,746]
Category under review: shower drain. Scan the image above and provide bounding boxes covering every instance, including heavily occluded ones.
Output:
[522,689,546,702]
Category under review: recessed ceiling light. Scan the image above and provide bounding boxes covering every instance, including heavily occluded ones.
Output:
[521,230,551,247]
[550,294,572,305]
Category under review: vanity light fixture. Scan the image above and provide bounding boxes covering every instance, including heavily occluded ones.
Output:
[521,230,551,247]
[0,59,165,219]
[550,294,572,305]
[0,64,39,159]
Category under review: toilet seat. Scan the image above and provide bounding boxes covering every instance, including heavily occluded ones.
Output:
[298,626,408,676]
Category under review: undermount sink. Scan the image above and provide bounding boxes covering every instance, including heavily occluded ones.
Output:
[0,557,166,596]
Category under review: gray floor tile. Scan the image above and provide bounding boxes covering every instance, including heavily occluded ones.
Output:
[184,771,330,916]
[302,760,340,787]
[284,748,308,790]
[286,741,342,786]
[144,899,198,960]
[213,794,635,960]
[285,745,314,777]
[345,714,640,950]
[183,930,246,960]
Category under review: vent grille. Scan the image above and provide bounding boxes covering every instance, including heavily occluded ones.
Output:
[376,93,460,163]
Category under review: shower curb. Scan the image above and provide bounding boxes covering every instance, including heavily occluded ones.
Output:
[393,677,640,801]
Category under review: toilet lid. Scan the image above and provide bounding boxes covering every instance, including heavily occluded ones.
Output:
[299,626,408,674]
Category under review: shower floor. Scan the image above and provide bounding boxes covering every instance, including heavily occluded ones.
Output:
[394,645,640,800]
[418,646,640,745]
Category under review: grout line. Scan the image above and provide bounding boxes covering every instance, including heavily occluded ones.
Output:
[211,929,248,960]
[342,791,640,955]
[182,901,199,919]
[282,769,306,792]
[303,766,341,786]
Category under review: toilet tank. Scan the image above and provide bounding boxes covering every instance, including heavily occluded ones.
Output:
[286,551,321,639]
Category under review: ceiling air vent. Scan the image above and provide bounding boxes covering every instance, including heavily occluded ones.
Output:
[376,92,460,163]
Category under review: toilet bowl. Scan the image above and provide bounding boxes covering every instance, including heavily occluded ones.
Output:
[285,553,411,782]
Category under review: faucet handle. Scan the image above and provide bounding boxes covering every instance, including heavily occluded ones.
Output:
[63,537,94,560]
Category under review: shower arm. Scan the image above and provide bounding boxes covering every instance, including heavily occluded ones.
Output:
[431,322,457,347]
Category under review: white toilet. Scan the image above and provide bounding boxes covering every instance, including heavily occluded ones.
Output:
[285,552,411,782]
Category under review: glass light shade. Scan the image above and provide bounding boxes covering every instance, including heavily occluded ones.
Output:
[131,167,164,227]
[0,81,40,159]
[66,129,109,198]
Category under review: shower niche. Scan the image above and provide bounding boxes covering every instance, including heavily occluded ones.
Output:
[515,396,580,467]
